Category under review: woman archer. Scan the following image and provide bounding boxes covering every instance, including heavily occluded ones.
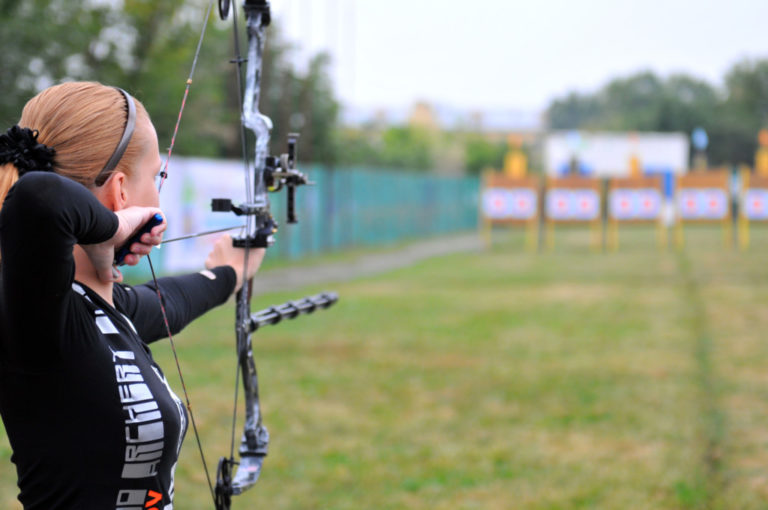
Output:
[0,81,264,509]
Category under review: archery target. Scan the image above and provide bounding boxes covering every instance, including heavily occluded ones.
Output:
[482,188,537,220]
[546,189,600,221]
[609,188,662,220]
[743,189,768,220]
[677,188,729,220]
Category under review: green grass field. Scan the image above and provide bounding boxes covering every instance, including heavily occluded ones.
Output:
[2,225,768,509]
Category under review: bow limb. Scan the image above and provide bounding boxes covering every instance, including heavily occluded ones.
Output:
[213,280,269,510]
[233,280,270,490]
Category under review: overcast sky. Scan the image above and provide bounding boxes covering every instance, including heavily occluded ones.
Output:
[269,0,768,113]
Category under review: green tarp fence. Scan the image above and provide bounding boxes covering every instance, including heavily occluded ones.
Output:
[263,164,480,260]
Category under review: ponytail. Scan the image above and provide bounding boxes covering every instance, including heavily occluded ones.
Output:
[0,162,19,212]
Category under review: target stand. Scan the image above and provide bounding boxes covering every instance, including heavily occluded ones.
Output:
[674,171,731,249]
[480,172,540,250]
[606,176,665,250]
[738,171,768,250]
[544,176,602,250]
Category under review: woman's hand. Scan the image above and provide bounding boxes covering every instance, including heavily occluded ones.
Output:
[205,234,266,292]
[81,207,166,283]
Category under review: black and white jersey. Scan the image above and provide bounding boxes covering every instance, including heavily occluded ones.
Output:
[0,172,236,509]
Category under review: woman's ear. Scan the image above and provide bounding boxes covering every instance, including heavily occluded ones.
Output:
[94,172,128,211]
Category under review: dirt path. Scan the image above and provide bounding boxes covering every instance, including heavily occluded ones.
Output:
[253,233,483,295]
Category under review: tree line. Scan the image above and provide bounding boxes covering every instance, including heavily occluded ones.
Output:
[0,0,338,165]
[547,62,768,167]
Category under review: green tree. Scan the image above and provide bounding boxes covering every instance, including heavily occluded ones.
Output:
[600,72,665,130]
[260,49,340,165]
[547,92,602,130]
[548,71,718,134]
[656,75,718,132]
[708,59,768,165]
[0,0,110,125]
[464,135,508,175]
[335,124,436,171]
[545,70,758,164]
[379,126,434,170]
[0,1,340,164]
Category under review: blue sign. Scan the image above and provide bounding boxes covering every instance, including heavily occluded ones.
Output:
[692,127,709,151]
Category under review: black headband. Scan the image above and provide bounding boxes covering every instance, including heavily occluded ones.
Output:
[94,87,136,186]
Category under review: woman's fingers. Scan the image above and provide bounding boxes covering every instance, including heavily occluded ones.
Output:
[115,208,165,244]
[204,235,267,291]
[139,224,166,246]
[112,208,166,265]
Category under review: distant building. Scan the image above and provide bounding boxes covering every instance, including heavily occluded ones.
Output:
[341,101,543,134]
[408,101,440,130]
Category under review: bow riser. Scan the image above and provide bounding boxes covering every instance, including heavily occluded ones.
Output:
[234,2,271,494]
[242,10,272,209]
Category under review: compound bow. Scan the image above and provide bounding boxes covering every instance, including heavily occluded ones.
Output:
[150,1,338,509]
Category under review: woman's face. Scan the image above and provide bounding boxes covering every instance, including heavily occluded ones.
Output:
[124,116,162,208]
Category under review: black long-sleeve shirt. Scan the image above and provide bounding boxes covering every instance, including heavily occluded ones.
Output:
[0,172,236,509]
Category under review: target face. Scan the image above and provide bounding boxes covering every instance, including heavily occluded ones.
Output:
[546,189,600,221]
[482,188,537,220]
[677,188,728,220]
[609,188,662,220]
[743,189,768,220]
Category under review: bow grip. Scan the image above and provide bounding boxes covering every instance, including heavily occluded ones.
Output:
[114,213,164,266]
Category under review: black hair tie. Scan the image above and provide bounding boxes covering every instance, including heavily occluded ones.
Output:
[0,125,56,176]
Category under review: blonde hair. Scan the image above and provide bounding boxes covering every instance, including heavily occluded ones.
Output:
[0,81,150,207]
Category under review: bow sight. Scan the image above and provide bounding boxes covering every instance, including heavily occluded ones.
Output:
[265,133,309,224]
[211,133,309,247]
